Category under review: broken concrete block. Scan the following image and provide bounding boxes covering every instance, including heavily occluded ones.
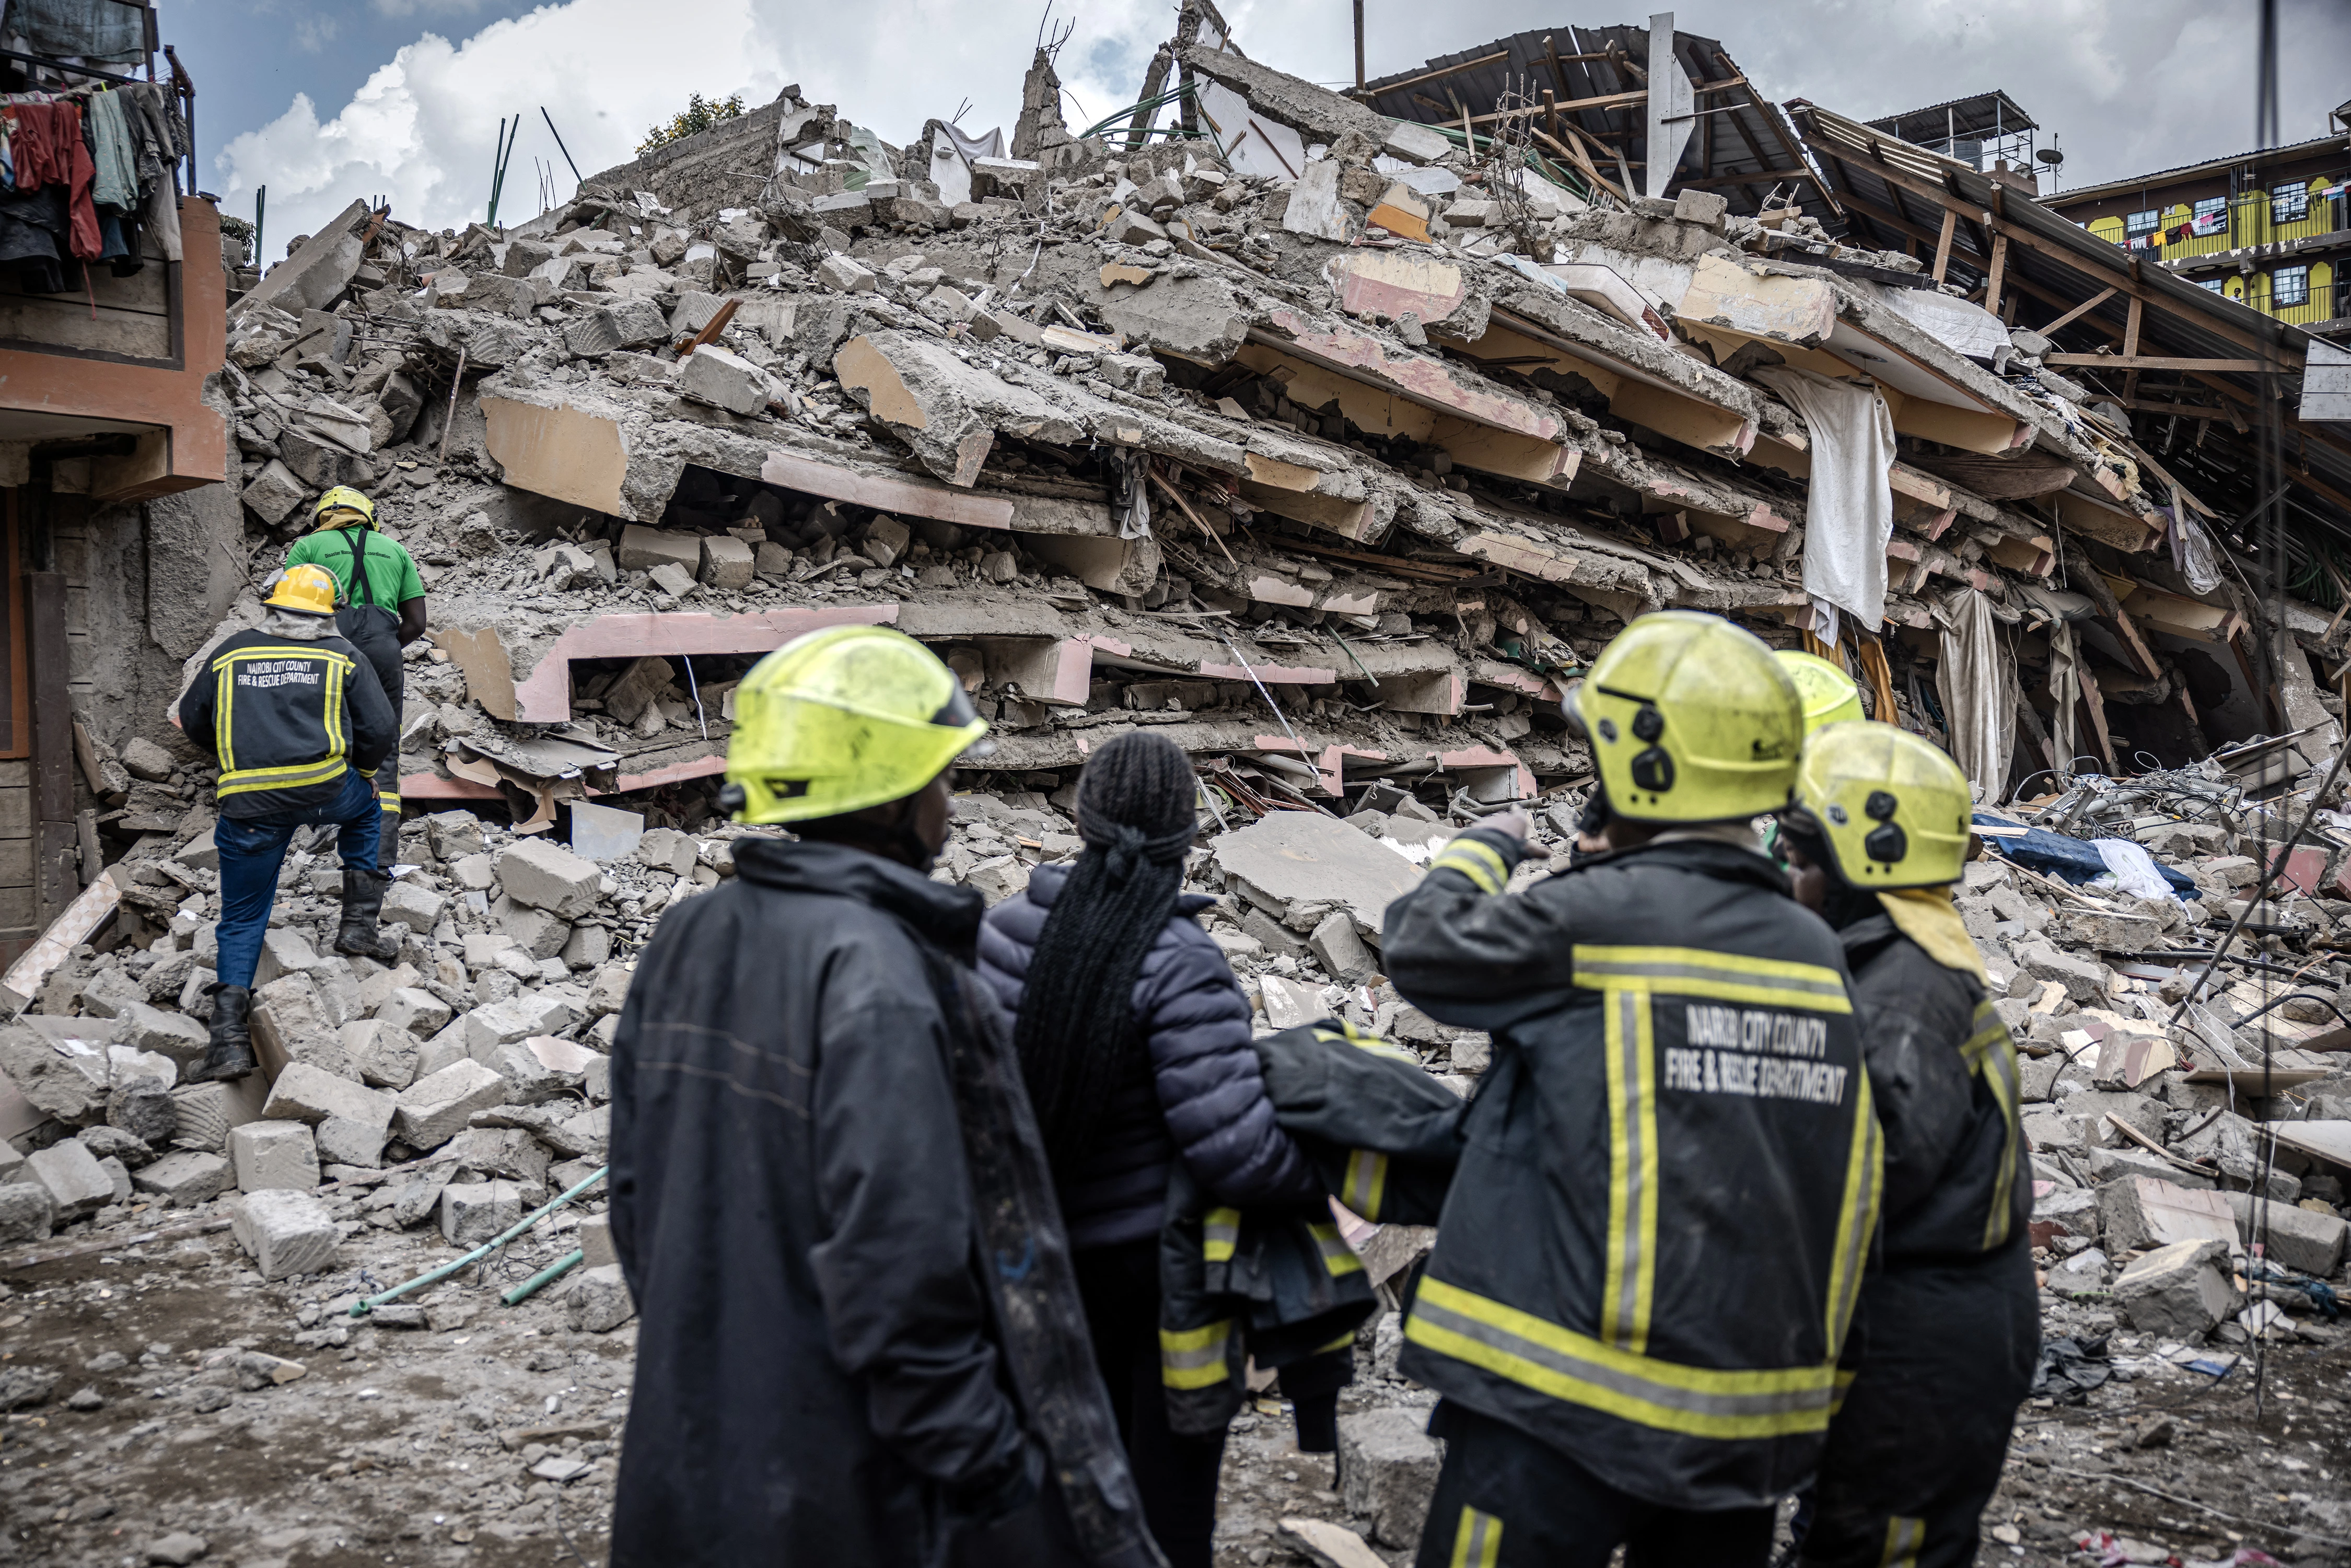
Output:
[26,1139,112,1221]
[2056,910,2162,953]
[2112,1238,2241,1339]
[2030,1186,2100,1247]
[263,1062,393,1132]
[0,1181,53,1242]
[567,800,644,863]
[231,1189,340,1281]
[566,1262,636,1332]
[375,985,452,1041]
[443,1125,551,1189]
[381,881,446,933]
[635,827,698,877]
[699,535,755,590]
[0,1020,104,1124]
[679,344,772,416]
[1672,188,1730,229]
[1283,160,1354,242]
[229,1119,321,1193]
[111,1002,208,1068]
[439,1179,523,1246]
[1214,814,1420,942]
[169,1077,266,1154]
[816,253,877,292]
[833,330,1083,487]
[2098,1177,2237,1255]
[587,966,632,1017]
[614,525,703,575]
[647,561,696,598]
[577,1213,618,1268]
[1336,1408,1441,1548]
[1102,206,1168,246]
[241,459,308,526]
[1308,910,1375,984]
[495,838,604,919]
[392,1059,511,1148]
[491,896,574,960]
[2014,941,2107,1003]
[250,973,334,1063]
[132,1149,230,1207]
[2223,1191,2348,1276]
[425,810,486,860]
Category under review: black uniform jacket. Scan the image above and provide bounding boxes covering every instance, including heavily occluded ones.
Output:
[176,625,396,819]
[1381,830,1881,1511]
[609,839,1056,1567]
[1839,913,2029,1263]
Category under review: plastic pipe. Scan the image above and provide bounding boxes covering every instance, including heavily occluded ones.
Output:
[349,1166,608,1318]
[502,1248,585,1306]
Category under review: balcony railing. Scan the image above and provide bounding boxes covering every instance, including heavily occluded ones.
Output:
[2228,271,2344,327]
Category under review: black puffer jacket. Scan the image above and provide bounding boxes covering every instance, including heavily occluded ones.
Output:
[977,864,1317,1248]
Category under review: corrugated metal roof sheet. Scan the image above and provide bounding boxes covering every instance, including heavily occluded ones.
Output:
[1359,24,1837,225]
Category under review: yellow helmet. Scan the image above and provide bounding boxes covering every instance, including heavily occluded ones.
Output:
[313,486,374,528]
[1788,722,1972,889]
[1776,649,1866,733]
[724,625,994,825]
[1565,611,1801,823]
[264,563,339,617]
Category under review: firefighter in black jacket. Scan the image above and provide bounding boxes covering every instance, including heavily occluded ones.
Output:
[1381,611,1880,1568]
[608,626,1162,1568]
[1774,722,2036,1568]
[174,565,400,1083]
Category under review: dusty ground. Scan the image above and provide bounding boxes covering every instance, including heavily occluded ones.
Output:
[2,1206,2345,1568]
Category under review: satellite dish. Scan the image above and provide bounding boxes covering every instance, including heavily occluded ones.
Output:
[2036,148,2065,166]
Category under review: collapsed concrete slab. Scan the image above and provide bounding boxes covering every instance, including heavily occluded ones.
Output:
[1212,813,1422,942]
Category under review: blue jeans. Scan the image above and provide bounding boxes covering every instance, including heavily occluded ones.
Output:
[213,767,381,991]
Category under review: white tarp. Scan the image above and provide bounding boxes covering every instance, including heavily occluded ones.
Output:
[1755,365,1897,630]
[1935,588,2019,802]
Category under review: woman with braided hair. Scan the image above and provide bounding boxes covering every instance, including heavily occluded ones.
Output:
[979,731,1321,1568]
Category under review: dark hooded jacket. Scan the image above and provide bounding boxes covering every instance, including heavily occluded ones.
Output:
[976,864,1317,1248]
[608,839,1157,1568]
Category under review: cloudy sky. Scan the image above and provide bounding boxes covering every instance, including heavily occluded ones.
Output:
[166,0,2351,259]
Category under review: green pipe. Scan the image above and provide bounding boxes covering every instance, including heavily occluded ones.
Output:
[502,1248,585,1306]
[350,1166,608,1318]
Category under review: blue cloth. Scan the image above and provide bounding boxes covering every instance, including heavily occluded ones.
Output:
[212,769,380,989]
[1975,814,2198,897]
[978,862,1319,1249]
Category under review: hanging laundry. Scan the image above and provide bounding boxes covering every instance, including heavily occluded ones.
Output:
[1753,364,1898,631]
[119,81,182,261]
[0,180,72,291]
[85,85,135,211]
[1933,587,2018,803]
[8,98,100,259]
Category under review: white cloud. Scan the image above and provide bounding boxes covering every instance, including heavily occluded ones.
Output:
[218,0,2351,259]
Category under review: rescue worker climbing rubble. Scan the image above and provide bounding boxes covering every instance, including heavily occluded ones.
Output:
[281,485,428,868]
[606,625,1165,1568]
[1379,611,1880,1568]
[172,564,400,1083]
[1774,723,2038,1568]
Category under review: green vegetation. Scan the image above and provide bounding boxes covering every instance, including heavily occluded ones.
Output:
[637,92,747,154]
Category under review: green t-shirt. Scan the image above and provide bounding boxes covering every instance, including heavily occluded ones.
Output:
[284,525,425,610]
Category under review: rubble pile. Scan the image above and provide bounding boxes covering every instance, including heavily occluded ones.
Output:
[4,25,2350,1568]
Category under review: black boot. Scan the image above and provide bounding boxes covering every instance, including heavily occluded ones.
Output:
[334,867,398,960]
[190,984,256,1083]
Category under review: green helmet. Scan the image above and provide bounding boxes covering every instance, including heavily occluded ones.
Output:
[1775,649,1866,733]
[724,626,992,825]
[1565,611,1801,823]
[1788,722,1972,889]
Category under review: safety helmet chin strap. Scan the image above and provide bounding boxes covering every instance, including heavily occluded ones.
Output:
[782,790,941,873]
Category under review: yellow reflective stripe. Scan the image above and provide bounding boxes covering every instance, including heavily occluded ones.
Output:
[218,756,349,798]
[214,665,236,774]
[1158,1321,1233,1390]
[1970,1002,2023,1250]
[1430,836,1510,894]
[1308,1221,1364,1277]
[1824,1066,1882,1354]
[1316,1329,1357,1354]
[1449,1506,1503,1568]
[1316,1020,1418,1064]
[379,792,402,812]
[1203,1206,1240,1264]
[1405,1277,1841,1438]
[1572,945,1853,1014]
[324,657,345,758]
[1342,1148,1389,1218]
[1600,985,1659,1353]
[1880,1516,1925,1567]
